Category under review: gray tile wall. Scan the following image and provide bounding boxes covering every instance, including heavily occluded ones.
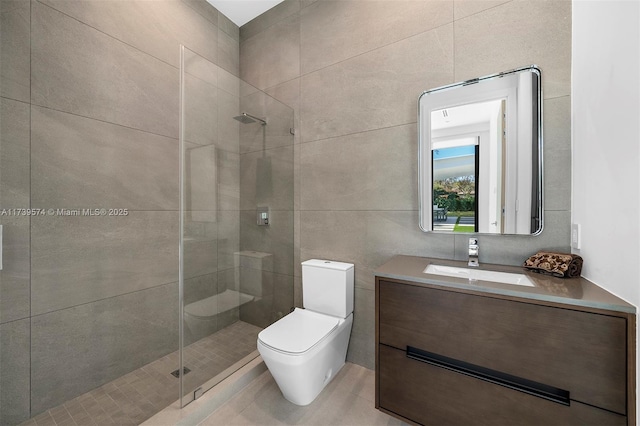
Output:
[0,0,240,422]
[0,319,30,426]
[0,3,32,421]
[30,282,179,414]
[240,0,572,369]
[1,0,30,102]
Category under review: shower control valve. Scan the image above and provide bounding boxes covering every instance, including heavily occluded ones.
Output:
[257,206,270,226]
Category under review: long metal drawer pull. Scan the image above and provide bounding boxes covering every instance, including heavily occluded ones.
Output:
[406,346,570,406]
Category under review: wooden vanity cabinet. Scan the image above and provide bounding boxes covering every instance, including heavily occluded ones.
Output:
[375,277,636,426]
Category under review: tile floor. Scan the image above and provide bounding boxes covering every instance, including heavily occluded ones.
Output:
[182,322,262,394]
[20,321,262,426]
[168,362,406,426]
[196,365,404,426]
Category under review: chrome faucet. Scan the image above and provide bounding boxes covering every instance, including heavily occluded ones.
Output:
[468,238,479,267]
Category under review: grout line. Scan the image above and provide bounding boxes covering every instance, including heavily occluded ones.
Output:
[297,20,455,81]
[454,0,515,23]
[32,1,178,69]
[0,94,31,105]
[297,121,418,146]
[29,280,178,319]
[29,103,178,142]
[30,102,247,159]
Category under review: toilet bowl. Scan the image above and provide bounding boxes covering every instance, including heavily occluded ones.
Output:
[257,259,354,406]
[258,308,353,405]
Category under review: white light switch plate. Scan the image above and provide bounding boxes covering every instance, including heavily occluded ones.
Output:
[571,223,581,250]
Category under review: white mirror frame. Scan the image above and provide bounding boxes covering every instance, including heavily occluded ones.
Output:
[418,65,543,235]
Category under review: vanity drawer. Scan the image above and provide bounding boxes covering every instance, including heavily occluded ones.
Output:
[378,344,627,426]
[377,280,628,414]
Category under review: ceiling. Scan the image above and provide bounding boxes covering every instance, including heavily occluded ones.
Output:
[206,0,285,27]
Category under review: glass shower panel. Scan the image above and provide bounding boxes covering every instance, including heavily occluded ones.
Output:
[238,82,295,329]
[179,46,294,407]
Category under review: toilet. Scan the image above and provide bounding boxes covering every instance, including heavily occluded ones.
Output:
[257,259,354,406]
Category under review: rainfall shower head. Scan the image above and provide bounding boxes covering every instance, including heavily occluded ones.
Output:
[233,112,267,125]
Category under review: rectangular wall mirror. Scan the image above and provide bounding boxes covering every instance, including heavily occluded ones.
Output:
[418,65,543,235]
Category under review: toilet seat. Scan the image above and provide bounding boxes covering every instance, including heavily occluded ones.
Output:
[258,308,339,355]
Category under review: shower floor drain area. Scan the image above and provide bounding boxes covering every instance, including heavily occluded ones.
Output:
[171,367,191,378]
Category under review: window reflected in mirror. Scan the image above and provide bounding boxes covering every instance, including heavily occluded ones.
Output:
[432,144,478,232]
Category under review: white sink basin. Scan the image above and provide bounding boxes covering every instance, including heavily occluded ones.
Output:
[423,264,535,287]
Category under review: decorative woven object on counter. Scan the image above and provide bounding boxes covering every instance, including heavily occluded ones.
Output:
[523,251,583,278]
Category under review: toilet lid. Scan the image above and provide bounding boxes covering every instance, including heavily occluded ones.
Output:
[258,308,339,354]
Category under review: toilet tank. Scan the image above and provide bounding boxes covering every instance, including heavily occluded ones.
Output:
[301,259,354,318]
